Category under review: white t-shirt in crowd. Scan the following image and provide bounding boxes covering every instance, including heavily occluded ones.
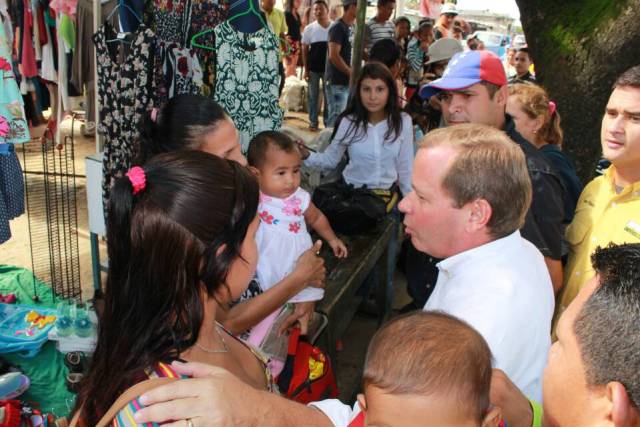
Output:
[424,230,554,401]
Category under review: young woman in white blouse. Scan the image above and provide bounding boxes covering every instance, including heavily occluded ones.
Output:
[301,61,414,314]
[301,61,414,198]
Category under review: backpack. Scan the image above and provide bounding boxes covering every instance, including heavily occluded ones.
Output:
[276,328,338,403]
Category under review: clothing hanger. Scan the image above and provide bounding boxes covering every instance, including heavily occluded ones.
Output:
[105,0,143,44]
[105,0,142,28]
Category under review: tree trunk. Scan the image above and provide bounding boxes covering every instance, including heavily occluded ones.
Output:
[515,0,640,182]
[351,0,368,86]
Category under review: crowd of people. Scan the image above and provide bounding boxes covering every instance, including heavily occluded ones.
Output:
[67,1,640,426]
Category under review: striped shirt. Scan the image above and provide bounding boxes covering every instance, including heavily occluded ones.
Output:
[364,18,395,51]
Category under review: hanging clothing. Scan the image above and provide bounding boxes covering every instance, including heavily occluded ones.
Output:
[0,13,30,144]
[152,0,227,103]
[213,20,283,152]
[0,144,25,244]
[93,22,156,213]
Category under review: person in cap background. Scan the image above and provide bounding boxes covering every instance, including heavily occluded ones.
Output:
[325,0,357,127]
[434,2,458,39]
[419,50,566,294]
[364,0,396,56]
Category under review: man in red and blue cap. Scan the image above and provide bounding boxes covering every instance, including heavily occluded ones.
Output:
[419,50,566,293]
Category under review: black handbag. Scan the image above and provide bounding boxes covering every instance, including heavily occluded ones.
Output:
[312,180,395,235]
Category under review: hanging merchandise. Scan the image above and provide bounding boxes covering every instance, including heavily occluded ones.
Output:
[0,13,27,245]
[93,19,156,213]
[213,19,283,152]
[153,0,227,104]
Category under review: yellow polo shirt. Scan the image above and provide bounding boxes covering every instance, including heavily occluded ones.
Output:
[558,165,640,314]
[264,8,288,59]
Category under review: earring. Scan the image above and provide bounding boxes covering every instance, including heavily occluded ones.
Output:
[533,129,538,134]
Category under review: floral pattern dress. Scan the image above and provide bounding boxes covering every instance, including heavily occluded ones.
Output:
[255,188,322,303]
[93,22,156,213]
[213,20,283,152]
[152,0,227,104]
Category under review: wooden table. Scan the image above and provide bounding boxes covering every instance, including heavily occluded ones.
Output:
[316,217,397,367]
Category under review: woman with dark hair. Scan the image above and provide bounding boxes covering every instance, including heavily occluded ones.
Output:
[284,0,303,77]
[135,94,326,338]
[302,62,413,197]
[136,94,246,165]
[72,151,273,425]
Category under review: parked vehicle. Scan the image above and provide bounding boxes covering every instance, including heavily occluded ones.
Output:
[469,31,510,59]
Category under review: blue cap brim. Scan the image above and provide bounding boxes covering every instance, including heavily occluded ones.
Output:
[419,77,481,99]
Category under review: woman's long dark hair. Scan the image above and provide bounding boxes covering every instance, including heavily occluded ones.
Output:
[74,151,259,425]
[332,62,403,145]
[136,94,229,164]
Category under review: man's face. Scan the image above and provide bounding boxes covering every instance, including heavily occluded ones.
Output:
[360,386,488,427]
[514,51,531,75]
[440,13,455,28]
[313,2,328,20]
[395,21,410,39]
[261,0,275,11]
[543,277,599,427]
[600,86,640,171]
[439,83,506,128]
[377,2,395,21]
[399,147,469,259]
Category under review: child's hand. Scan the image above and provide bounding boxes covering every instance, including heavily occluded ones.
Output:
[329,238,348,258]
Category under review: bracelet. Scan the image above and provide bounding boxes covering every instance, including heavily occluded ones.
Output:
[529,399,542,427]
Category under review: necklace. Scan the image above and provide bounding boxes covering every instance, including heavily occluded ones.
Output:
[195,325,229,354]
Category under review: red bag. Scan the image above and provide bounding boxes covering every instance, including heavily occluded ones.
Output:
[276,328,339,403]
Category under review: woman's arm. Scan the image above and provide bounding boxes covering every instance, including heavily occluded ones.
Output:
[219,241,326,335]
[304,120,349,171]
[134,362,335,427]
[396,114,415,197]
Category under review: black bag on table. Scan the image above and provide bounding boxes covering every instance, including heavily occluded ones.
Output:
[312,179,397,235]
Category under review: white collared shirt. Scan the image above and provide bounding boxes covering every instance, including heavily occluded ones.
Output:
[305,113,414,196]
[425,231,555,401]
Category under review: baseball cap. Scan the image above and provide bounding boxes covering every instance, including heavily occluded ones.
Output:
[419,50,507,99]
[425,38,463,65]
[440,3,458,15]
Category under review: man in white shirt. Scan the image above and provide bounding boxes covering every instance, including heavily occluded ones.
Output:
[133,124,555,427]
[402,124,554,402]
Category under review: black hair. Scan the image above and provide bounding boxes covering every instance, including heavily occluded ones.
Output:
[332,62,403,144]
[575,243,640,409]
[74,151,259,426]
[369,39,401,70]
[516,47,530,57]
[614,65,640,89]
[394,16,410,26]
[312,0,328,7]
[377,0,394,6]
[247,130,299,168]
[136,94,229,164]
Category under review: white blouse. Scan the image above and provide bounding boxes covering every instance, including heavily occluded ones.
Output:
[304,113,414,196]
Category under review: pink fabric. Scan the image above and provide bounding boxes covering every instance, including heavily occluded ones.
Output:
[246,309,279,348]
[49,0,77,15]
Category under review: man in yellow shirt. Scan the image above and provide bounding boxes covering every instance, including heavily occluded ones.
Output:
[558,65,640,317]
[262,0,288,94]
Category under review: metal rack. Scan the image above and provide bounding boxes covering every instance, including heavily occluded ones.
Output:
[22,114,84,302]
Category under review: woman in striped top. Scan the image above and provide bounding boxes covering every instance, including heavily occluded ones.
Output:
[71,151,277,426]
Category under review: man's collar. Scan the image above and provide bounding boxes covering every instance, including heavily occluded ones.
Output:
[603,165,640,195]
[437,231,522,277]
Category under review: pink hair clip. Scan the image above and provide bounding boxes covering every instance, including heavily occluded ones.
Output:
[548,101,557,116]
[126,166,147,195]
[150,108,159,123]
